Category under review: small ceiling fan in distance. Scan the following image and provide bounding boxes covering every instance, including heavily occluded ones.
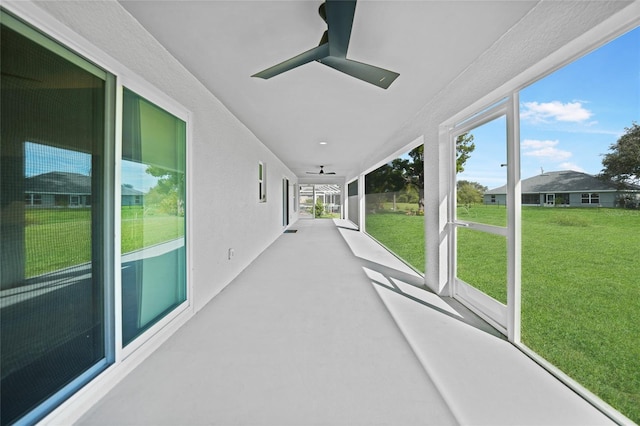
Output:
[252,0,399,89]
[306,166,336,175]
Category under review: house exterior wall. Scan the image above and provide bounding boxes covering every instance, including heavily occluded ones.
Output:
[569,192,616,207]
[42,194,55,206]
[121,195,142,207]
[568,193,583,207]
[25,193,91,207]
[484,194,507,206]
[484,192,620,207]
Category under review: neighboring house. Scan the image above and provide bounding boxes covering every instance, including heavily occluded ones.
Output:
[25,171,92,207]
[121,185,145,206]
[25,171,144,207]
[484,170,640,208]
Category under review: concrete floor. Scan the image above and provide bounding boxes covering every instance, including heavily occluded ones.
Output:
[77,219,613,425]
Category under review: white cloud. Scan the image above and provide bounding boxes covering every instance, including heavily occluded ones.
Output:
[521,101,593,123]
[559,162,586,172]
[522,139,572,160]
[522,139,557,149]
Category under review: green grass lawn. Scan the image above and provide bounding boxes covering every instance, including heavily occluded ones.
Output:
[25,207,184,277]
[316,212,341,219]
[365,204,640,423]
[365,210,425,271]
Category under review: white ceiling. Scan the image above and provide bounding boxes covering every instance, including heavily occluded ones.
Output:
[117,0,631,180]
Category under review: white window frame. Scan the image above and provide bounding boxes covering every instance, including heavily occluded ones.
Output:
[117,76,193,360]
[582,193,600,204]
[258,161,266,202]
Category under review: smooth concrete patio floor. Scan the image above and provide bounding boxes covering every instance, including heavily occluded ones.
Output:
[78,219,613,425]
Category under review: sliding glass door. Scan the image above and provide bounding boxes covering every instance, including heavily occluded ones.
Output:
[121,88,187,346]
[1,12,113,424]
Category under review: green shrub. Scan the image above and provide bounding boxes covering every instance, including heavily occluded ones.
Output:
[314,198,324,218]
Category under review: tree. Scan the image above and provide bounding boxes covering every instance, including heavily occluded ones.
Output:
[365,163,405,210]
[145,166,185,216]
[599,122,640,187]
[457,180,487,207]
[396,145,425,212]
[365,163,405,194]
[456,133,475,173]
[401,134,475,212]
[366,134,476,214]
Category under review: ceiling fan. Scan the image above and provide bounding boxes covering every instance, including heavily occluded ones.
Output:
[252,0,399,89]
[306,166,336,175]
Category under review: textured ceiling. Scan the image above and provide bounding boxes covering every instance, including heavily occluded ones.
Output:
[117,0,631,180]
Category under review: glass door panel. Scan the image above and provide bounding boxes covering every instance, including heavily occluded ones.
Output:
[121,88,186,346]
[347,180,359,226]
[298,185,314,219]
[454,113,509,331]
[456,228,507,304]
[1,15,109,424]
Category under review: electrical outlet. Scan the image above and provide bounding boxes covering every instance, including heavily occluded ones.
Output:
[228,248,234,260]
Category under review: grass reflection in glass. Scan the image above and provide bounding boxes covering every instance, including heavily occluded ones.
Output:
[25,207,184,278]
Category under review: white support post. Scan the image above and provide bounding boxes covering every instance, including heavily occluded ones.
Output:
[358,174,366,233]
[506,93,521,343]
[425,127,451,295]
[341,179,347,220]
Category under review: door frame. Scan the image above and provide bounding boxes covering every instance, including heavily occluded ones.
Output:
[449,94,521,341]
[282,177,289,226]
[545,193,555,206]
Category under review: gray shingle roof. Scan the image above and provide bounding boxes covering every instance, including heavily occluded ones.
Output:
[26,172,91,194]
[26,172,144,195]
[121,185,145,196]
[485,170,622,195]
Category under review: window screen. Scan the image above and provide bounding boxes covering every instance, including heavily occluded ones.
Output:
[1,17,107,425]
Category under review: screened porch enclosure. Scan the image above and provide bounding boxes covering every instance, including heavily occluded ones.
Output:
[1,1,638,425]
[298,184,342,219]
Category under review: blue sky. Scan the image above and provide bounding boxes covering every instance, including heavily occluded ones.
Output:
[25,142,92,177]
[458,26,639,189]
[121,160,159,192]
[25,142,158,192]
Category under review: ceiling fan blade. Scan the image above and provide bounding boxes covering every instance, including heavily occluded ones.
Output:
[306,172,319,174]
[325,172,336,175]
[252,43,330,80]
[319,56,399,89]
[325,0,357,58]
